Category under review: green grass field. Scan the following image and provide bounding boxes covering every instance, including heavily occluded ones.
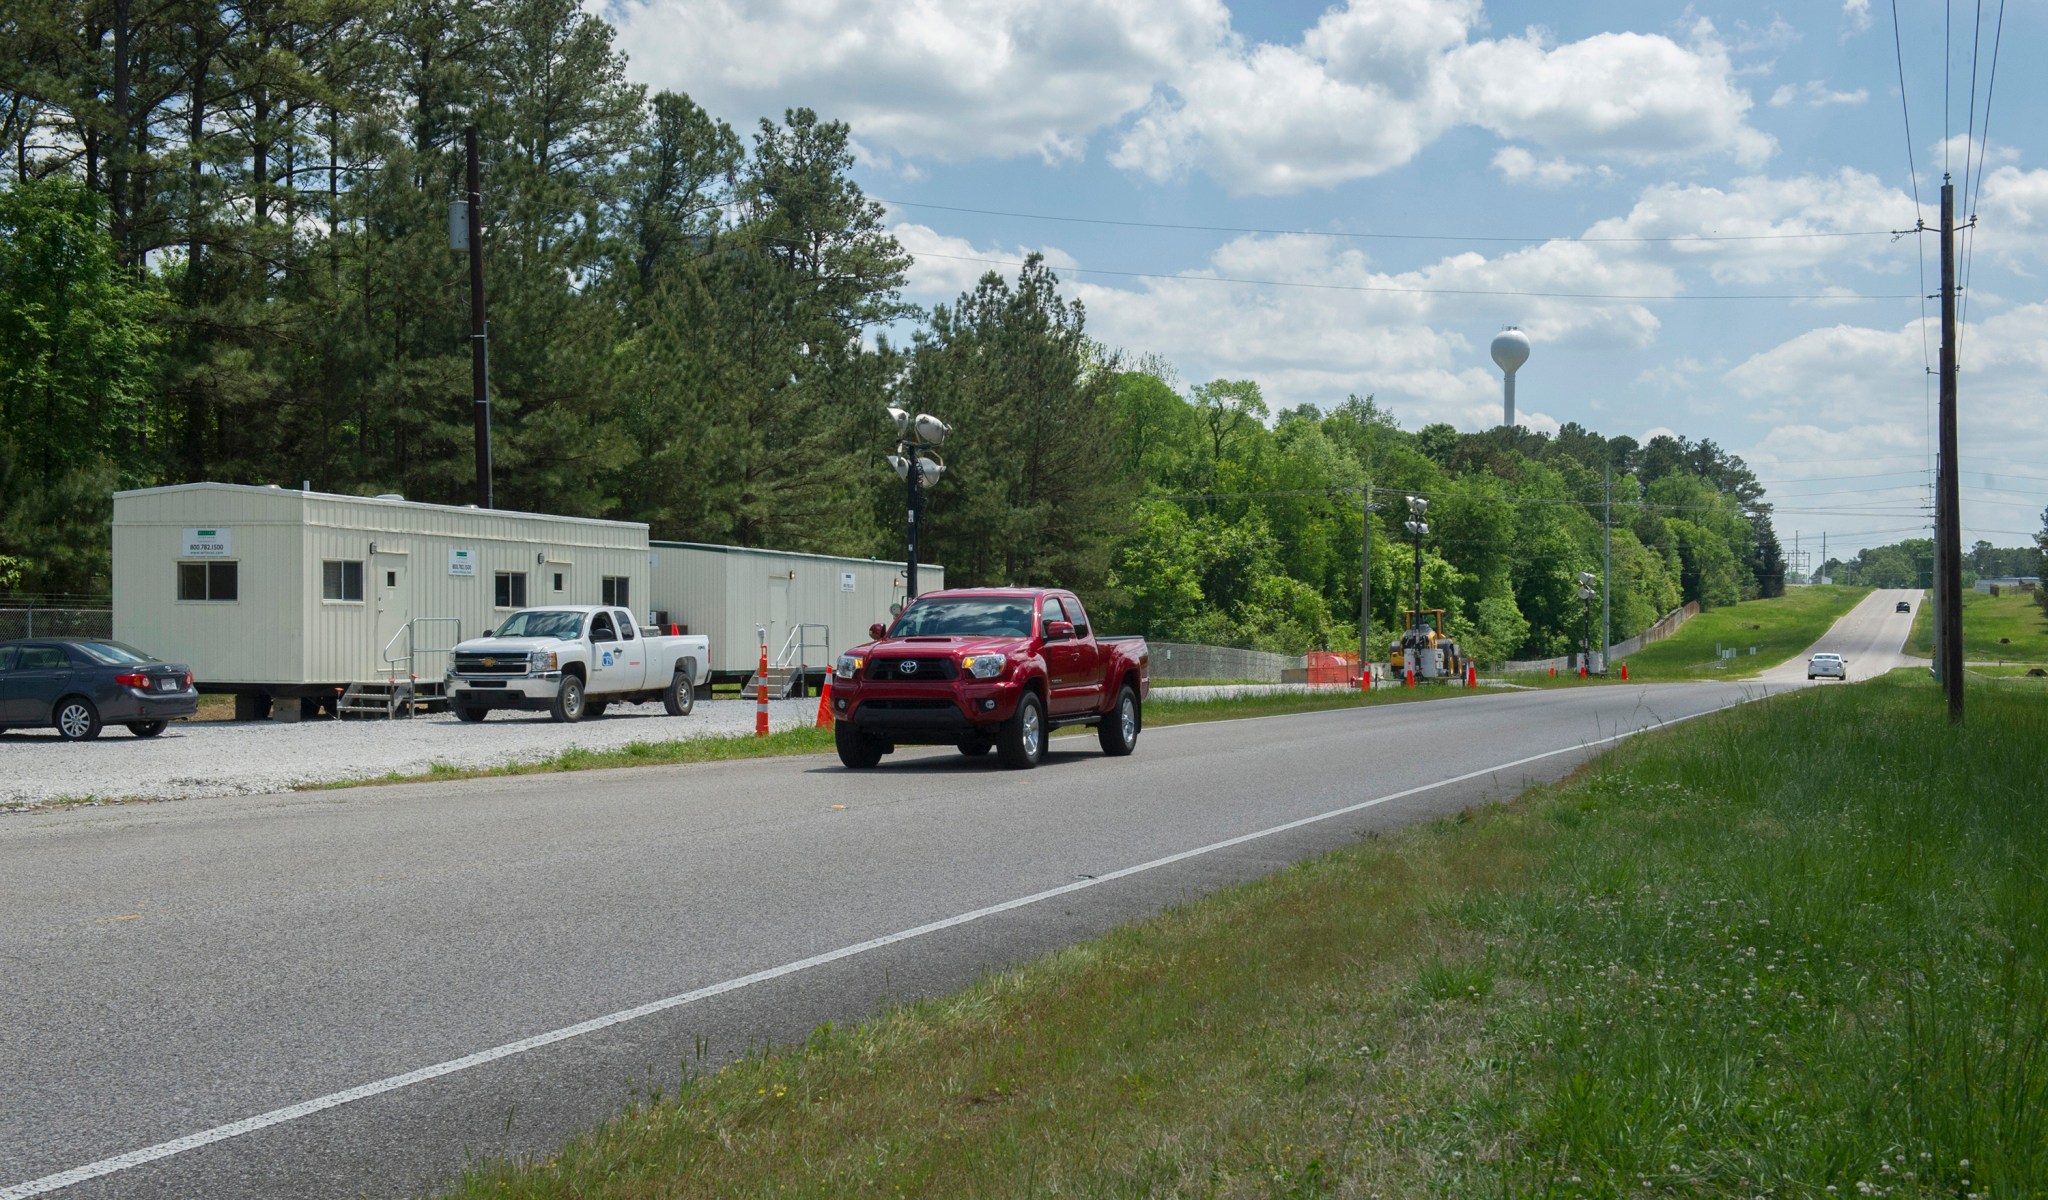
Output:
[444,672,2048,1199]
[1610,584,1868,679]
[1906,587,2048,662]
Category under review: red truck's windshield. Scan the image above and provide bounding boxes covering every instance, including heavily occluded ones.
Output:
[891,597,1035,638]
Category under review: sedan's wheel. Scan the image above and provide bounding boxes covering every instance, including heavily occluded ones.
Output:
[835,721,885,769]
[127,720,168,738]
[1096,685,1140,757]
[55,697,103,741]
[662,669,695,716]
[550,675,586,723]
[454,704,489,723]
[997,692,1045,769]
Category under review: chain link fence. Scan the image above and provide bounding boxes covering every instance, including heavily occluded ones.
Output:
[0,604,114,641]
[1150,642,1306,683]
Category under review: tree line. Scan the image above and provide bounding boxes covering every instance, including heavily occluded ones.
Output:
[1,0,1784,659]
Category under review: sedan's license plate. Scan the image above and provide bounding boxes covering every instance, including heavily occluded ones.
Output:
[158,678,178,691]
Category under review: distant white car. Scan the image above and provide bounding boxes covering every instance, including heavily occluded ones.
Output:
[1807,652,1847,681]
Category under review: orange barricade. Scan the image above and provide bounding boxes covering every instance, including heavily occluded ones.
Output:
[1305,651,1356,686]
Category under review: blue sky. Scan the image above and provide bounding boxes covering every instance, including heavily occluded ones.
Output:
[594,0,2048,565]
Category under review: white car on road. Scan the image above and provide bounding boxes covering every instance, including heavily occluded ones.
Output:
[1807,652,1847,681]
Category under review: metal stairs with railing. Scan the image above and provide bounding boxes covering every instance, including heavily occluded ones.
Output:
[337,678,447,718]
[740,665,807,699]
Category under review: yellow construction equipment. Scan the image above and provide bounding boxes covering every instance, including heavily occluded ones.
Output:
[1388,609,1468,681]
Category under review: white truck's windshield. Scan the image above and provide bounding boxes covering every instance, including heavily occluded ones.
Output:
[492,610,585,640]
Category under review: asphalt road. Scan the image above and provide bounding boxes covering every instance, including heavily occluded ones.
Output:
[1,612,1902,1200]
[1753,588,1924,684]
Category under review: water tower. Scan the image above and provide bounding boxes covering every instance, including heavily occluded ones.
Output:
[1490,326,1531,427]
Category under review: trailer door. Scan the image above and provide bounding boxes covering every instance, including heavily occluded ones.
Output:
[373,553,410,676]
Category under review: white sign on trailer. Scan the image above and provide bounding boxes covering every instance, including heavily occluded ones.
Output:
[182,528,231,557]
[841,571,856,593]
[449,548,476,576]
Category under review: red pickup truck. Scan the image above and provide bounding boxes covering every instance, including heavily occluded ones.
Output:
[828,587,1150,770]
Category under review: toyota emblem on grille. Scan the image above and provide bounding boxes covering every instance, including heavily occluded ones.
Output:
[898,660,918,675]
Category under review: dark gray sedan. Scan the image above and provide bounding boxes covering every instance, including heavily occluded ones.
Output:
[0,640,199,740]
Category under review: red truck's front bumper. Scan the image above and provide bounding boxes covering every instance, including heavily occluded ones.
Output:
[830,676,1026,743]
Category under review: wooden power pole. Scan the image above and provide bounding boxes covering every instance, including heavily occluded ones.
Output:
[1936,176,1964,722]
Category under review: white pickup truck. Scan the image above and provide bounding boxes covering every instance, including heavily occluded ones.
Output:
[445,606,710,723]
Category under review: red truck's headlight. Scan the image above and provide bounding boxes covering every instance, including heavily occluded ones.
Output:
[961,653,1007,679]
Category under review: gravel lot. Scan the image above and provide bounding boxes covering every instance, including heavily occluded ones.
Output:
[0,698,822,806]
[0,684,1352,807]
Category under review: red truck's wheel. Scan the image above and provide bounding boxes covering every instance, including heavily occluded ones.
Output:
[835,721,885,769]
[1097,685,1140,757]
[997,692,1045,769]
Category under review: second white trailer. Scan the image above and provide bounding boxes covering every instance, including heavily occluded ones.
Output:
[649,542,943,682]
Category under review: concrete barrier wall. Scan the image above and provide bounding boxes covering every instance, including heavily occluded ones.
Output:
[1502,601,1700,674]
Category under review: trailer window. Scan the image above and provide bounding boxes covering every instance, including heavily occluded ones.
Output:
[552,571,565,593]
[178,561,239,601]
[495,572,528,609]
[601,576,629,607]
[322,560,365,602]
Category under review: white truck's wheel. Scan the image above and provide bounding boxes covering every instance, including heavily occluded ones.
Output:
[550,675,586,723]
[663,669,694,716]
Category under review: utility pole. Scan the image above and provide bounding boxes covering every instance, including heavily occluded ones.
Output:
[1936,175,1965,722]
[464,126,492,509]
[1602,462,1612,673]
[1359,483,1372,679]
[1821,532,1827,585]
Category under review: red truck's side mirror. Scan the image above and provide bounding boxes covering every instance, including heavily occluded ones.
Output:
[1045,620,1074,641]
[869,622,890,640]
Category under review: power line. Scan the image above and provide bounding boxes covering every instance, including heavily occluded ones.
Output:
[910,250,1922,303]
[1890,0,1937,490]
[878,198,1904,246]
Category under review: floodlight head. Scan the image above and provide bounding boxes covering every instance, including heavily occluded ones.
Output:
[885,406,912,437]
[912,413,950,445]
[886,453,911,480]
[916,455,945,483]
[1577,571,1597,586]
[1405,520,1429,536]
[1406,495,1429,515]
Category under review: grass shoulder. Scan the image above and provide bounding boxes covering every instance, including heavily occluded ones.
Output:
[445,672,2048,1199]
[1907,587,2048,662]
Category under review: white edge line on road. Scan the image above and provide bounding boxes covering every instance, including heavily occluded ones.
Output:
[1,695,1755,1200]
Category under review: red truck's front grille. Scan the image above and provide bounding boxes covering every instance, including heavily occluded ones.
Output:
[866,657,957,681]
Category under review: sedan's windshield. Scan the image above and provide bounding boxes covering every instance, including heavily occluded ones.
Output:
[72,641,158,665]
[491,610,585,640]
[890,598,1035,638]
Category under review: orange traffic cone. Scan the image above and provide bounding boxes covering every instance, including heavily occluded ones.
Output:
[815,671,834,728]
[1466,662,1477,688]
[755,644,770,737]
[1620,662,1628,681]
[1549,665,1556,679]
[1404,667,1415,688]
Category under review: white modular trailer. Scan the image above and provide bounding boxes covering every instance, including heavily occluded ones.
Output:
[649,542,944,678]
[113,483,653,699]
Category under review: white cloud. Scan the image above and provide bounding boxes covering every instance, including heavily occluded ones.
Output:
[604,0,1779,194]
[1728,304,2048,554]
[1841,0,1872,35]
[888,222,1079,302]
[597,0,1230,162]
[1770,80,1869,108]
[1492,147,1598,187]
[1117,6,1774,193]
[1579,169,1917,284]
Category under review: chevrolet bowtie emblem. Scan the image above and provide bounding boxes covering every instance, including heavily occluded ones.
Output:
[482,657,497,667]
